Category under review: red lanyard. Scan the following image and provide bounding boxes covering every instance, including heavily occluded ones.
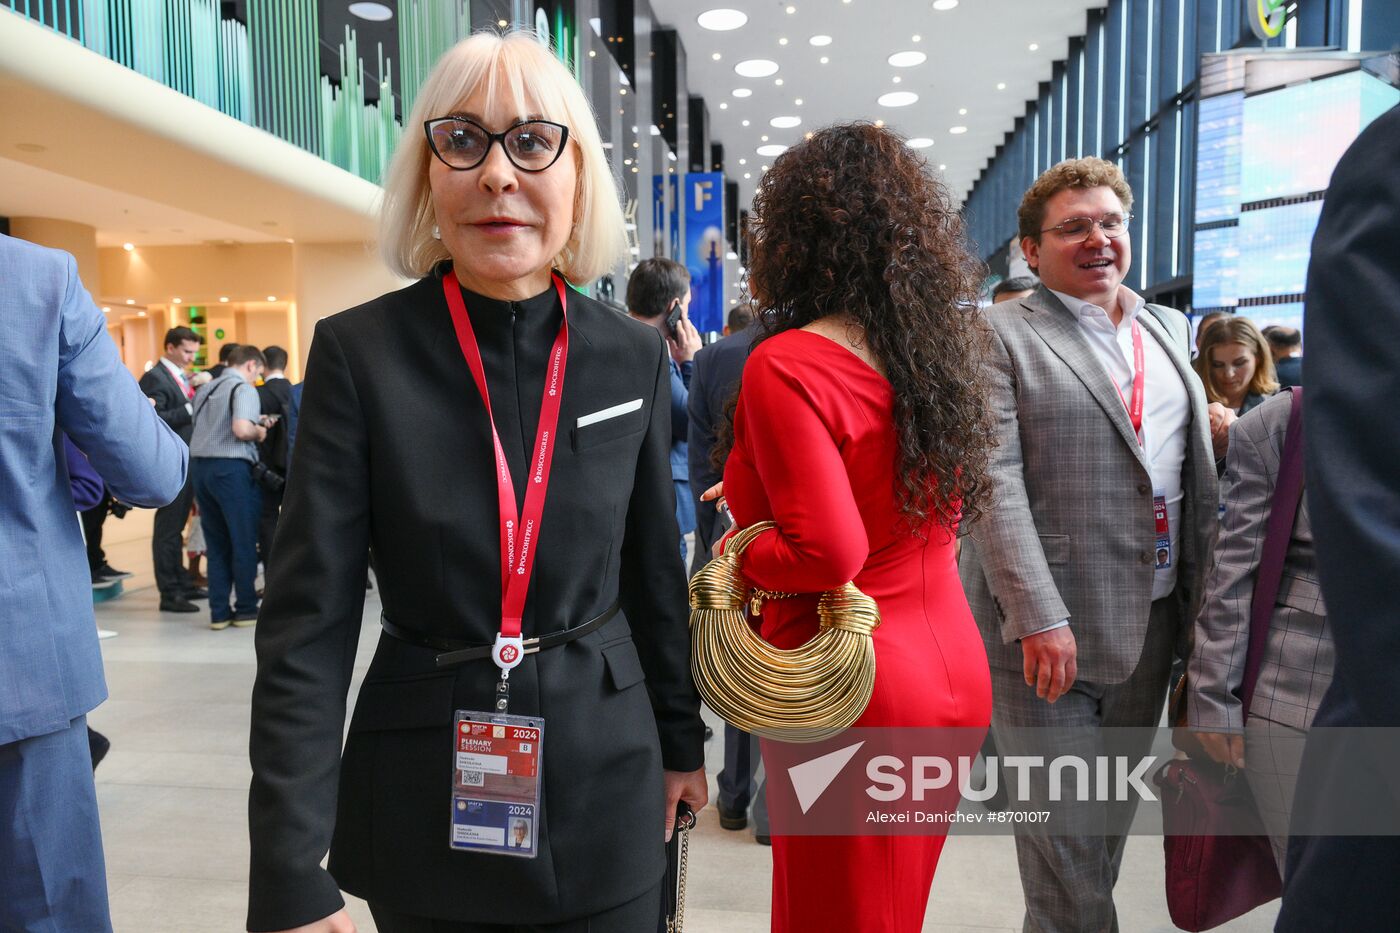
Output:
[442,271,569,673]
[1113,319,1146,442]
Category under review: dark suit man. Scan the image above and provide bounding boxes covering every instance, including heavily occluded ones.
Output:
[1264,326,1304,389]
[139,326,205,612]
[1278,103,1400,932]
[205,341,239,379]
[255,345,294,565]
[687,319,765,839]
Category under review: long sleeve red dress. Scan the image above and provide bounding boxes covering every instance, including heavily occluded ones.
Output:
[722,329,993,933]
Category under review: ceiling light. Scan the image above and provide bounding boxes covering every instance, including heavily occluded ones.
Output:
[619,87,627,95]
[101,306,110,313]
[912,34,922,42]
[875,119,885,127]
[809,34,832,46]
[758,144,788,157]
[172,298,182,304]
[878,91,919,107]
[958,107,968,115]
[888,50,926,67]
[785,4,796,12]
[698,9,748,31]
[712,52,722,60]
[1028,42,1039,51]
[820,56,829,64]
[804,131,813,139]
[761,165,769,171]
[137,310,147,318]
[122,242,134,251]
[744,172,752,178]
[907,138,934,148]
[347,2,392,21]
[589,49,596,57]
[266,295,278,302]
[775,78,784,86]
[720,102,728,109]
[735,59,779,78]
[795,98,804,105]
[771,116,802,128]
[892,76,902,83]
[497,18,507,27]
[939,163,947,170]
[949,125,968,134]
[761,134,770,142]
[742,119,751,126]
[997,82,1006,90]
[126,299,135,305]
[732,87,752,98]
[220,297,229,302]
[932,0,958,9]
[779,37,789,46]
[739,158,747,165]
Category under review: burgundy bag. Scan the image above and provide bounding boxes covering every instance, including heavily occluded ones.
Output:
[1155,388,1304,932]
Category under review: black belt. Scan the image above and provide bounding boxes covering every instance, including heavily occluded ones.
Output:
[380,600,622,669]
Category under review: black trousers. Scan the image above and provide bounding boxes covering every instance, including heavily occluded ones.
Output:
[258,486,284,568]
[80,496,109,571]
[369,881,663,933]
[152,475,195,597]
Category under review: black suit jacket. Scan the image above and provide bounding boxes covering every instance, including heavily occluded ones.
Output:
[1279,104,1400,931]
[247,273,705,930]
[137,361,193,443]
[1274,354,1302,389]
[685,330,753,572]
[256,377,293,471]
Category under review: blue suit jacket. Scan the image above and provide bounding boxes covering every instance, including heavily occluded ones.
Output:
[0,234,188,745]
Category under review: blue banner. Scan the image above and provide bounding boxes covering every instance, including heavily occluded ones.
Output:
[683,172,725,334]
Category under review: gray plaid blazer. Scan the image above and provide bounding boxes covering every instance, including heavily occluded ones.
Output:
[959,286,1218,684]
[1186,391,1333,732]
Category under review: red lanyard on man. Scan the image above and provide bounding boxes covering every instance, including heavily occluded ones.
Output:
[442,271,569,687]
[1114,319,1146,443]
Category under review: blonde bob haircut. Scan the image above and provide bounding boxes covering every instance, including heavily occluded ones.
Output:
[379,31,627,284]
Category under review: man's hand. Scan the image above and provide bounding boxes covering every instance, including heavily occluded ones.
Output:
[259,908,357,933]
[1207,402,1236,459]
[1021,626,1078,703]
[666,309,703,365]
[663,767,708,842]
[1192,731,1246,769]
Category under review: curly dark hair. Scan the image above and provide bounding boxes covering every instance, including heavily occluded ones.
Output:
[721,122,996,533]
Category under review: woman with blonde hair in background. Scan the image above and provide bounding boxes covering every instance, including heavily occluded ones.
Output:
[1194,316,1279,462]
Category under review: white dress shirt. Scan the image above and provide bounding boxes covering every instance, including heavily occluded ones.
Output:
[1025,287,1192,639]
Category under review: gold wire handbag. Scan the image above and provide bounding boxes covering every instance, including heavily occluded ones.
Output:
[688,521,880,743]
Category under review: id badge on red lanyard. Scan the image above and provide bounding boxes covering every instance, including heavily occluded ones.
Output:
[442,271,569,708]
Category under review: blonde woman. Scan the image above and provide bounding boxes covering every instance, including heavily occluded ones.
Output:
[1195,316,1279,462]
[246,32,706,933]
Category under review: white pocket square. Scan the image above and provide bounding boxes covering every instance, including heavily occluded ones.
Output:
[576,399,644,428]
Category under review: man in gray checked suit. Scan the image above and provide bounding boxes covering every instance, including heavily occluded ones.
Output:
[959,158,1217,932]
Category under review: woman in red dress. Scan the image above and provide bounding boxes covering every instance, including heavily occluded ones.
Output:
[715,123,998,932]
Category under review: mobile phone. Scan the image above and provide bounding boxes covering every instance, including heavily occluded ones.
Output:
[665,302,683,341]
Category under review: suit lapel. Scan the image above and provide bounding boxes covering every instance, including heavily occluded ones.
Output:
[1021,287,1148,472]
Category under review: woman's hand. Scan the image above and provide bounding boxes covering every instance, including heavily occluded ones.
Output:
[259,909,357,933]
[1207,402,1236,459]
[663,767,709,842]
[1192,731,1245,769]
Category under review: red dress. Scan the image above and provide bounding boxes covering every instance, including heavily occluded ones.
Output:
[723,330,993,933]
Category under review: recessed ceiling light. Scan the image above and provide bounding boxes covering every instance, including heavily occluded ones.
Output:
[712,52,722,60]
[888,50,926,67]
[761,135,770,142]
[949,125,968,134]
[820,56,829,64]
[720,102,728,109]
[809,34,832,46]
[912,34,922,42]
[939,163,947,170]
[907,137,934,148]
[735,59,779,78]
[878,91,919,107]
[698,9,748,31]
[761,165,769,171]
[785,4,796,12]
[267,296,278,302]
[123,242,134,251]
[770,116,801,128]
[172,298,182,304]
[795,98,804,105]
[1028,42,1039,51]
[126,299,135,305]
[757,144,788,157]
[739,158,747,164]
[732,87,752,98]
[742,119,751,126]
[137,310,147,317]
[892,76,902,83]
[497,19,507,27]
[932,0,958,9]
[347,2,392,21]
[775,78,784,86]
[220,296,229,302]
[805,131,814,139]
[997,82,1006,90]
[744,172,752,179]
[875,119,885,127]
[958,107,968,115]
[101,306,111,313]
[778,37,789,45]
[589,49,596,57]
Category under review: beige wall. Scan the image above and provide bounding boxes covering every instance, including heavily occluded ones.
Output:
[97,243,296,306]
[9,217,100,295]
[291,242,407,372]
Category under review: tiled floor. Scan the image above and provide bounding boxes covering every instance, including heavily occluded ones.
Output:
[88,509,1279,932]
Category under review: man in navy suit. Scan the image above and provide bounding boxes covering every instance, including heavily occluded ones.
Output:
[1278,104,1400,931]
[687,306,768,839]
[139,326,205,612]
[0,234,187,931]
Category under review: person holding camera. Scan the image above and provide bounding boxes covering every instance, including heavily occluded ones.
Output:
[190,344,270,630]
[626,257,702,554]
